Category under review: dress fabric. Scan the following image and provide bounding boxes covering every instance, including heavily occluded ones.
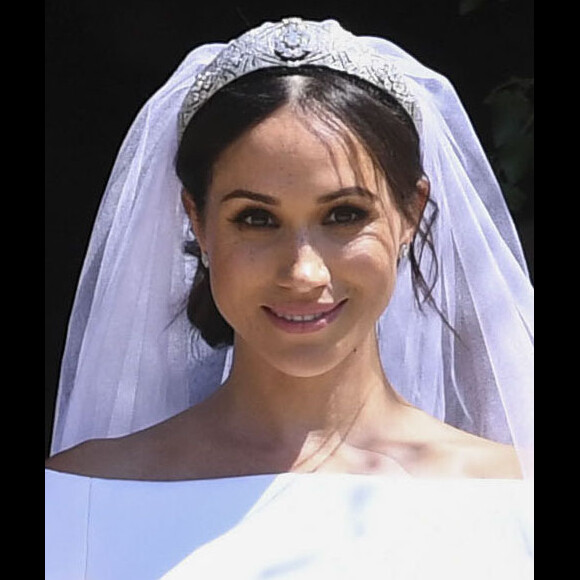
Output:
[45,469,533,579]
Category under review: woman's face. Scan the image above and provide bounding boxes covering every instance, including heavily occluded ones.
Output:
[188,105,416,377]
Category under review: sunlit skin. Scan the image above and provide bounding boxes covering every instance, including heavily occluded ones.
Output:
[46,105,522,480]
[183,105,414,443]
[194,107,414,380]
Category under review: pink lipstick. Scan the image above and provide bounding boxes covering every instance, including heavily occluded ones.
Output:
[262,299,347,334]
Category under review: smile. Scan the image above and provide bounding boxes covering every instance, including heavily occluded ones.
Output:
[274,312,327,322]
[262,300,347,334]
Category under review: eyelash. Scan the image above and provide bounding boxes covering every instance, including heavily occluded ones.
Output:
[324,205,369,225]
[231,208,277,228]
[230,205,369,229]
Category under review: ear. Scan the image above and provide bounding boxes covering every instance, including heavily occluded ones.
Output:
[181,190,206,250]
[401,176,430,245]
[414,176,430,223]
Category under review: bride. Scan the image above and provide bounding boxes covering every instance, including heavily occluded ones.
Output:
[46,18,533,579]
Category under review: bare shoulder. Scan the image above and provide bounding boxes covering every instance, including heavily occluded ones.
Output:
[444,427,522,479]
[45,437,141,480]
[399,407,522,479]
[45,406,220,481]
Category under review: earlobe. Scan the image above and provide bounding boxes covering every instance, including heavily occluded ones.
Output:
[400,176,430,247]
[181,189,206,249]
[398,243,410,263]
[181,189,196,221]
[409,176,430,240]
[416,176,430,217]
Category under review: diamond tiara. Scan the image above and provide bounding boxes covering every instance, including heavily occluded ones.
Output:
[178,18,420,138]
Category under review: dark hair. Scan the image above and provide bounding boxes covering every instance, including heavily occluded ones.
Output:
[175,66,439,348]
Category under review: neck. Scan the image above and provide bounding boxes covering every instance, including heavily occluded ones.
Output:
[209,331,408,470]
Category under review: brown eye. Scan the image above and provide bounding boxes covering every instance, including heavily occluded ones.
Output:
[325,205,368,225]
[232,208,277,228]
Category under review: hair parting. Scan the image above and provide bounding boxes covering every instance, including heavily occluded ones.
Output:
[175,67,453,347]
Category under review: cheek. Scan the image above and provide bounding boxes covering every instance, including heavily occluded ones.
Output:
[342,224,399,275]
[204,237,266,321]
[337,224,402,321]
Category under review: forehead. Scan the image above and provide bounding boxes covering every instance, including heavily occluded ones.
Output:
[209,106,386,196]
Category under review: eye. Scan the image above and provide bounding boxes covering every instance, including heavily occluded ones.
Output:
[231,208,278,228]
[324,205,368,225]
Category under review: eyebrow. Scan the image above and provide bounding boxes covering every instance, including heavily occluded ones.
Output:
[317,186,377,204]
[220,186,377,205]
[220,190,280,205]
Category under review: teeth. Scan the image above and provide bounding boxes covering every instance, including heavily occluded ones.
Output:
[276,312,324,322]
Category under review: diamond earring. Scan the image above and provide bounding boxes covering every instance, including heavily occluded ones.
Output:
[201,252,209,268]
[398,243,409,262]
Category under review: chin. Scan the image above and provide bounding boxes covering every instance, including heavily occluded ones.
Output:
[227,300,386,379]
[250,331,372,379]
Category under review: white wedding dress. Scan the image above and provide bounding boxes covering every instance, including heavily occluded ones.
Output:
[45,469,533,579]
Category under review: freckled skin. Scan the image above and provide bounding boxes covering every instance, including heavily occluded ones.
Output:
[189,105,414,378]
[47,106,522,481]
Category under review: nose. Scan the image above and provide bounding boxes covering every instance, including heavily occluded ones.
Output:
[277,230,331,292]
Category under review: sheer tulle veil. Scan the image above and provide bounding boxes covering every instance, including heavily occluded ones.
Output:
[49,19,533,479]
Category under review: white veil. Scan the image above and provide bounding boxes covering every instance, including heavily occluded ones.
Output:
[49,19,533,479]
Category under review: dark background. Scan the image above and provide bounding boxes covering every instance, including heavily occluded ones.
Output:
[45,0,534,456]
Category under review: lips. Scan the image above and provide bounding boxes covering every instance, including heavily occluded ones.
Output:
[274,311,328,323]
[262,299,347,334]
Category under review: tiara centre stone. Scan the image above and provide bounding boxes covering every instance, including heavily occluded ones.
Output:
[273,20,310,61]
